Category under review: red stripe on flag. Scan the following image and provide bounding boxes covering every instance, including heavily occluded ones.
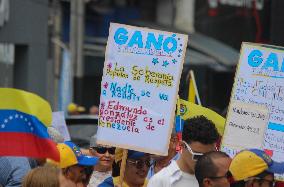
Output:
[0,132,59,161]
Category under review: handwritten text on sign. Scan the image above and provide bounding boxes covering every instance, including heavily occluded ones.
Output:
[222,101,269,151]
[234,44,284,152]
[96,23,188,155]
[222,43,284,181]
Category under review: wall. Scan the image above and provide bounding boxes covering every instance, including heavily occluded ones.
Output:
[0,0,50,101]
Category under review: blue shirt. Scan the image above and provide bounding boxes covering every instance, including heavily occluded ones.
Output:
[0,157,34,187]
[98,177,114,187]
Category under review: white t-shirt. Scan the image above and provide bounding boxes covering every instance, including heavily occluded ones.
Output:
[147,160,199,187]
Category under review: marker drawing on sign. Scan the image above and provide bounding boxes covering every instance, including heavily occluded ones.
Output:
[97,23,188,155]
[222,43,284,181]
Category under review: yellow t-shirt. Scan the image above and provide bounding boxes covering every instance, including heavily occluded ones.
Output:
[113,176,148,187]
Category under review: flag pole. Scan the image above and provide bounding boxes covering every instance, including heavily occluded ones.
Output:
[189,70,202,105]
[177,95,181,132]
[176,95,183,153]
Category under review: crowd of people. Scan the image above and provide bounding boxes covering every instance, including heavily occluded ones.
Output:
[1,115,284,187]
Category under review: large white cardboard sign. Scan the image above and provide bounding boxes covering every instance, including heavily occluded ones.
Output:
[96,23,188,155]
[221,43,284,180]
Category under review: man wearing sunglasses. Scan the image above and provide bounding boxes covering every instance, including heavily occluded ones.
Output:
[195,151,232,187]
[49,141,99,186]
[229,149,284,187]
[88,135,115,187]
[124,151,151,187]
[99,149,151,187]
[148,116,219,187]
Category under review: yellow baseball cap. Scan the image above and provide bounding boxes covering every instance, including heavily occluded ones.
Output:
[48,143,78,168]
[48,142,99,168]
[229,149,284,181]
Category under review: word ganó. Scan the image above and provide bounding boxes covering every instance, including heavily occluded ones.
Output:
[248,49,284,72]
[114,27,178,54]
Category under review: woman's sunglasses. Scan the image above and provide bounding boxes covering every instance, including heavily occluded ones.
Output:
[127,159,152,169]
[93,147,115,154]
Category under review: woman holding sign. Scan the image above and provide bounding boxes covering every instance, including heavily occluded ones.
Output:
[99,149,151,187]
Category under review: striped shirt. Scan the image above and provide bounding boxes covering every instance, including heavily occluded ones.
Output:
[0,157,33,187]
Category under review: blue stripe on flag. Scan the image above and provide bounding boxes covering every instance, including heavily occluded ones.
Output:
[0,110,50,138]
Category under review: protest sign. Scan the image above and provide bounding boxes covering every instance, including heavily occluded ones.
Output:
[96,23,188,155]
[221,43,284,180]
[222,101,269,157]
[52,111,71,141]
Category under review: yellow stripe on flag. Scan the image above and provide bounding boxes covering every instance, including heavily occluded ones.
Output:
[179,99,225,135]
[188,78,196,103]
[0,88,52,127]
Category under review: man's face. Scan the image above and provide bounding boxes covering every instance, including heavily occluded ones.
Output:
[124,155,151,186]
[203,157,232,187]
[246,174,274,187]
[259,174,274,187]
[65,165,86,183]
[59,171,77,187]
[182,141,216,172]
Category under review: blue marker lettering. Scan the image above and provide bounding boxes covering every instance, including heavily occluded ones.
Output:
[163,36,177,53]
[128,31,143,48]
[262,53,279,71]
[248,49,263,67]
[114,27,128,45]
[281,58,284,72]
[145,33,163,50]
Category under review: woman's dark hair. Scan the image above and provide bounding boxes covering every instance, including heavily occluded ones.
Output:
[82,166,94,185]
[112,161,121,177]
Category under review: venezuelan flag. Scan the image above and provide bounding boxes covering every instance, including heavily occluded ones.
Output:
[0,88,59,161]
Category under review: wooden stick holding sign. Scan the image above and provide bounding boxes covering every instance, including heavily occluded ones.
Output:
[119,149,128,186]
